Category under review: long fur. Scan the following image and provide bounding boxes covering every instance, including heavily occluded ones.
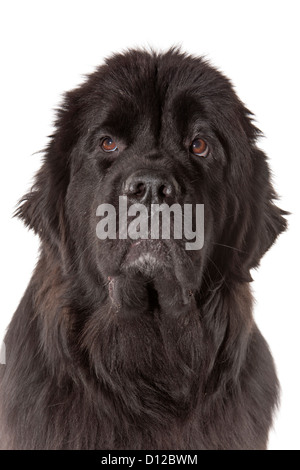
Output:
[0,48,287,449]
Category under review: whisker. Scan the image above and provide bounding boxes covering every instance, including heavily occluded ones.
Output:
[206,255,228,289]
[212,242,247,254]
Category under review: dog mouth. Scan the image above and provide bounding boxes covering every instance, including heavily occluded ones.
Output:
[106,237,198,312]
[122,239,170,275]
[99,231,199,290]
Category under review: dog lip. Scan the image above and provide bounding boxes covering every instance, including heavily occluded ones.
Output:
[131,240,143,247]
[125,239,167,264]
[121,239,168,275]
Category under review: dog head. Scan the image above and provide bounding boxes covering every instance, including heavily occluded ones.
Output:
[17,49,287,303]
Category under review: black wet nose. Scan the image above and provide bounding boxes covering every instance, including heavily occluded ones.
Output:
[123,169,179,205]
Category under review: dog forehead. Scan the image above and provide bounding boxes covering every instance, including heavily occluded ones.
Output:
[102,50,230,99]
[78,50,236,143]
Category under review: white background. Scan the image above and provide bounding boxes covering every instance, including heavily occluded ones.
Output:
[1,0,299,450]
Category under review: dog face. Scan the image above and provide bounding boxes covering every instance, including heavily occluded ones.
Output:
[17,49,287,300]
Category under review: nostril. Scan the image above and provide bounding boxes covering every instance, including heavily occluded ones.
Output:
[159,184,174,200]
[136,182,145,196]
[130,182,146,199]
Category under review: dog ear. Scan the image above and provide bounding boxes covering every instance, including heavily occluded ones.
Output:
[15,87,83,248]
[15,157,68,248]
[221,147,288,282]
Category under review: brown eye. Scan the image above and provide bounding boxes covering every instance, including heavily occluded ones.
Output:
[101,137,118,152]
[191,138,209,157]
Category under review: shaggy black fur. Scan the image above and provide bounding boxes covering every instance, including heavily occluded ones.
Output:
[0,49,287,449]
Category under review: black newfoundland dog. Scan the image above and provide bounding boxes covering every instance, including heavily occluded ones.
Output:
[0,49,287,450]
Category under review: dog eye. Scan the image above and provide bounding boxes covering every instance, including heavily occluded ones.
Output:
[190,138,209,157]
[101,137,118,152]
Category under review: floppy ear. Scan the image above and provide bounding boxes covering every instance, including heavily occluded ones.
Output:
[15,156,68,248]
[222,147,288,282]
[15,87,83,248]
